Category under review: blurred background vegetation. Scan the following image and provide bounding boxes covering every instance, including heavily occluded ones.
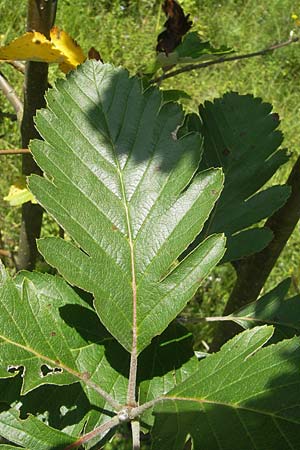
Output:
[1,0,300,448]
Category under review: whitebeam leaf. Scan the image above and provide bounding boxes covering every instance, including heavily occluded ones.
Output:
[29,61,225,353]
[152,326,300,450]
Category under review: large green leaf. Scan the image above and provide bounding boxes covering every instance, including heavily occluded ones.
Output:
[29,61,225,354]
[0,267,127,397]
[181,93,290,262]
[152,326,300,450]
[0,268,131,447]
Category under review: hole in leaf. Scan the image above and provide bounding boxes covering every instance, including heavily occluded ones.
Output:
[7,365,23,374]
[40,364,63,377]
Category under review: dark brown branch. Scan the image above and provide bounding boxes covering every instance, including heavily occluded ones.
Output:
[150,35,300,84]
[0,149,30,155]
[211,155,300,351]
[0,72,23,119]
[16,0,57,271]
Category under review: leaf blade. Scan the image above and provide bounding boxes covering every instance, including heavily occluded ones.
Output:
[152,326,300,450]
[30,61,225,353]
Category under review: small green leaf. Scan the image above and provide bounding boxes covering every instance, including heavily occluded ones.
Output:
[230,278,300,340]
[152,326,300,450]
[221,227,273,263]
[29,61,226,354]
[156,32,233,68]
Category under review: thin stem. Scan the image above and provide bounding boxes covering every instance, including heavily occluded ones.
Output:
[130,397,165,418]
[150,35,300,84]
[7,60,26,75]
[0,71,23,120]
[118,170,137,406]
[179,314,300,331]
[0,149,30,155]
[16,0,57,271]
[178,315,233,324]
[64,415,120,450]
[131,420,140,450]
[127,236,138,406]
[74,371,122,411]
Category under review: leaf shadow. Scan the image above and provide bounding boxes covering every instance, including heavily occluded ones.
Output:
[137,321,195,382]
[59,303,130,378]
[82,63,201,172]
[59,304,196,382]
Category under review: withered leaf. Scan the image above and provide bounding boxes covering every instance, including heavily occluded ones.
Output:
[88,46,103,62]
[156,0,192,55]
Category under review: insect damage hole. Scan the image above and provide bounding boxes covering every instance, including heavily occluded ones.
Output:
[40,364,63,377]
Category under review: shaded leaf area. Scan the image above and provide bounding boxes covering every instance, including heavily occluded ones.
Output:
[161,89,191,103]
[156,32,233,70]
[180,93,290,262]
[152,326,300,450]
[0,377,80,449]
[29,61,226,354]
[138,322,199,427]
[230,278,300,341]
[0,374,118,450]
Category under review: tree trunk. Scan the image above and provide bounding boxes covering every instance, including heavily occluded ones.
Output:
[16,0,57,271]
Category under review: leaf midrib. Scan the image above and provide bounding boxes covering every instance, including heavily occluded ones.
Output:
[91,67,138,393]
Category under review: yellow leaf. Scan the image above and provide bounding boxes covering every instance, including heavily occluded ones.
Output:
[0,31,64,63]
[50,26,86,73]
[4,179,37,206]
[0,28,86,73]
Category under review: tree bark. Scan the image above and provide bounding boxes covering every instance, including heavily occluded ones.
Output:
[211,155,300,351]
[16,0,57,271]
